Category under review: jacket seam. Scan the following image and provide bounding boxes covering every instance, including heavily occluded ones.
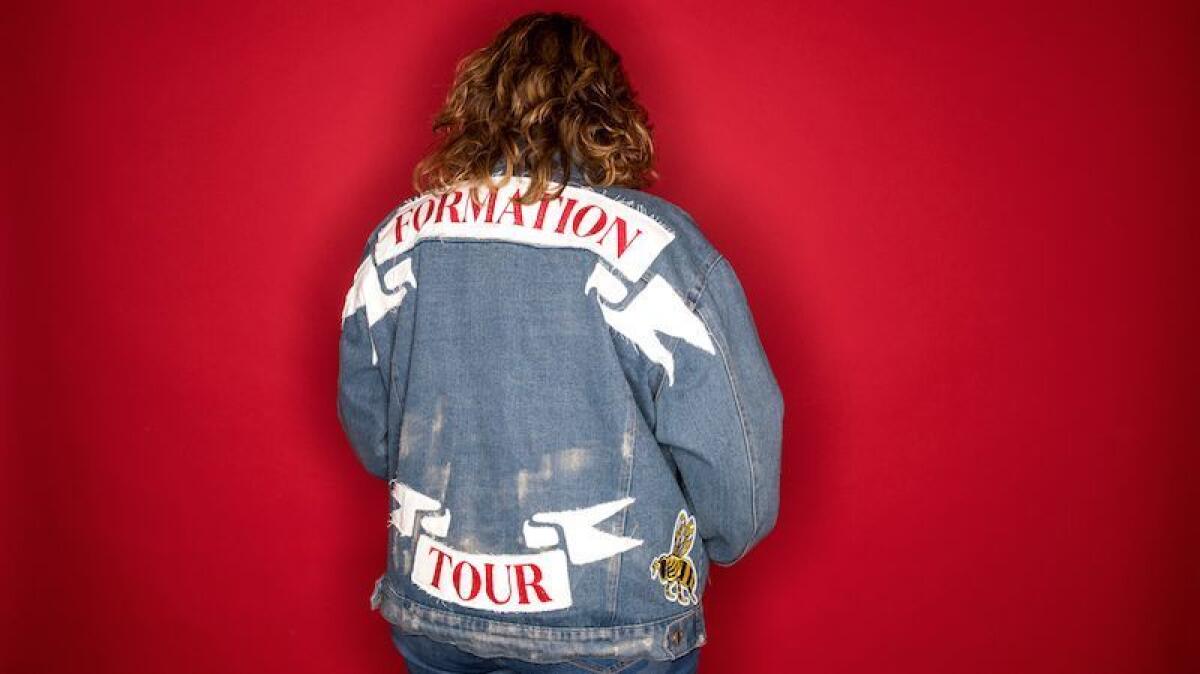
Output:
[694,259,759,564]
[607,398,637,623]
[567,661,633,674]
[389,251,418,415]
[384,242,418,480]
[383,583,700,635]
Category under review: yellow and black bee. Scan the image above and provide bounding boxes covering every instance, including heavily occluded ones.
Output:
[650,509,698,606]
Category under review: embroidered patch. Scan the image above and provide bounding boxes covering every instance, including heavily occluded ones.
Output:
[650,510,699,606]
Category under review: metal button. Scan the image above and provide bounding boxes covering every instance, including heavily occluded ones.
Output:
[669,628,683,646]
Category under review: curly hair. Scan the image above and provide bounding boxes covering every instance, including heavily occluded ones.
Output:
[412,12,657,206]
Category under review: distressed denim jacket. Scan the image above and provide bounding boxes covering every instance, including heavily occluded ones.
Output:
[337,160,784,662]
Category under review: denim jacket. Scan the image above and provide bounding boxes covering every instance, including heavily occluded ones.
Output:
[337,160,784,662]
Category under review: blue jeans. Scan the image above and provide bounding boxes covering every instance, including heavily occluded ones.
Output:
[391,629,702,674]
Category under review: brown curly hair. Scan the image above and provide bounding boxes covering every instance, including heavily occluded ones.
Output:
[412,12,657,206]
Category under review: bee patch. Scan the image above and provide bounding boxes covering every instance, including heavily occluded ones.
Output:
[650,509,699,606]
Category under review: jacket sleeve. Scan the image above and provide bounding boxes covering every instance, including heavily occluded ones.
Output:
[336,232,398,481]
[652,255,785,565]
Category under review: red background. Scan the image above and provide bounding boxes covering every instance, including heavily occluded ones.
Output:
[3,1,1196,672]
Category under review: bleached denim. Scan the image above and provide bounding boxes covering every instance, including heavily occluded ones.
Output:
[338,160,784,662]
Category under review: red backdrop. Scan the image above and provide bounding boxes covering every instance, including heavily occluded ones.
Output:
[3,1,1196,672]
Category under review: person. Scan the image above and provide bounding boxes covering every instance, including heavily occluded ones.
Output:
[337,11,784,673]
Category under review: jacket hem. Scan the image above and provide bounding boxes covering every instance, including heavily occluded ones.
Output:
[371,575,706,663]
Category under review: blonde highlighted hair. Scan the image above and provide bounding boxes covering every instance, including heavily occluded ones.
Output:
[413,12,657,205]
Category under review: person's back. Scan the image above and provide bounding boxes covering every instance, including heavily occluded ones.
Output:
[337,12,784,672]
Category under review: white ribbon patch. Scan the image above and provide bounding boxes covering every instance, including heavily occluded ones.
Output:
[388,480,642,613]
[412,534,573,612]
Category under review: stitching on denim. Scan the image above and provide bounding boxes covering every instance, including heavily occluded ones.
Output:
[347,300,391,477]
[587,184,700,239]
[580,185,675,235]
[694,264,758,563]
[569,659,643,674]
[607,400,637,623]
[383,583,700,636]
[387,248,419,482]
[599,660,640,674]
[379,590,706,664]
[403,237,649,286]
[660,612,695,658]
[389,248,419,413]
[565,660,621,674]
[362,253,386,393]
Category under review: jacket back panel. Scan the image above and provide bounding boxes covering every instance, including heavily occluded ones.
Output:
[338,173,784,659]
[389,237,707,626]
